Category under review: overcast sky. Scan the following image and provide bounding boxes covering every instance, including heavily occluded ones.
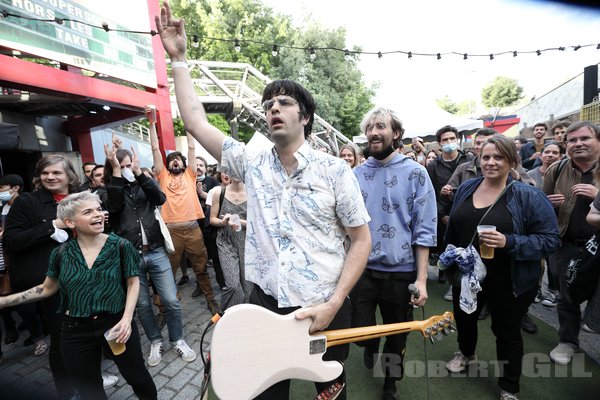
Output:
[263,0,600,114]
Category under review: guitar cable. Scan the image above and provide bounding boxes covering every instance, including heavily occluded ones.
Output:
[199,312,222,399]
[409,284,431,400]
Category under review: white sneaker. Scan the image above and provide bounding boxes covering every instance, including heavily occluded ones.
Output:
[541,290,558,307]
[443,287,453,301]
[102,374,119,389]
[582,324,598,334]
[500,389,519,400]
[174,339,197,363]
[445,351,477,372]
[147,342,163,367]
[549,342,577,365]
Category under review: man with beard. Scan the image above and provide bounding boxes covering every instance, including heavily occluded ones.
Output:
[156,3,371,398]
[352,107,436,400]
[520,122,549,170]
[149,107,219,315]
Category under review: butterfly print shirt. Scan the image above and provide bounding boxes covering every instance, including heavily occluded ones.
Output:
[354,154,437,272]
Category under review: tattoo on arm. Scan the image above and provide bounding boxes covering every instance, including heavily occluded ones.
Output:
[7,285,45,307]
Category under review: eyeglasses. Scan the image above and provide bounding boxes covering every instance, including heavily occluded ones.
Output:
[262,96,299,112]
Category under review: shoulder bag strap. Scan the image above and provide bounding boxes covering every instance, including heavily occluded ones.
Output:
[468,181,515,246]
[217,186,226,217]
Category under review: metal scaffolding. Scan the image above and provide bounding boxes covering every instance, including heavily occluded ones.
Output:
[167,60,352,153]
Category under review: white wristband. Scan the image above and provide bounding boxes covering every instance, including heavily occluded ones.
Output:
[171,61,188,69]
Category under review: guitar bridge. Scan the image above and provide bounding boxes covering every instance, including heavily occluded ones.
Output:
[309,338,326,354]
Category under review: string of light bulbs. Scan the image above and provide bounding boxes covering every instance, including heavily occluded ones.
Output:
[2,9,599,61]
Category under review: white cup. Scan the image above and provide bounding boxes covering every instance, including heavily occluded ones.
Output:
[228,214,242,232]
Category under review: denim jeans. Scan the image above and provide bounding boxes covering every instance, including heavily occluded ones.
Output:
[136,246,183,343]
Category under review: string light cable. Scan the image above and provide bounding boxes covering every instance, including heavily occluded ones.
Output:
[1,9,599,60]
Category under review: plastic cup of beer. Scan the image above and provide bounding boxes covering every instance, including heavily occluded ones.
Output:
[228,213,242,232]
[477,225,496,259]
[104,326,126,356]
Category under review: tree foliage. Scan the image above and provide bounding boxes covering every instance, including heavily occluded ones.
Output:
[437,96,477,116]
[169,0,374,140]
[481,76,523,108]
[436,95,459,114]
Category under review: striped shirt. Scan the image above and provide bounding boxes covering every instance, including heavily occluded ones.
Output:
[46,233,139,317]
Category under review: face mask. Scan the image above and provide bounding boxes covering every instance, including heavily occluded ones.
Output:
[0,191,12,202]
[197,174,205,181]
[121,168,136,182]
[371,145,396,160]
[442,142,459,153]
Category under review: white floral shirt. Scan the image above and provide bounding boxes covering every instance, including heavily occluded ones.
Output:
[220,138,370,307]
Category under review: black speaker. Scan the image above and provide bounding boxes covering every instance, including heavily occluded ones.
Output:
[583,65,598,105]
[0,123,20,150]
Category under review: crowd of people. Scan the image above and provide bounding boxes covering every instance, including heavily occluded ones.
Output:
[0,2,598,400]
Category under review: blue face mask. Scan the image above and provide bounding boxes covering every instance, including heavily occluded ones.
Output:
[442,142,459,153]
[0,190,12,202]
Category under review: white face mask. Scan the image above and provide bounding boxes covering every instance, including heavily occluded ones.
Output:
[0,190,12,202]
[121,167,136,182]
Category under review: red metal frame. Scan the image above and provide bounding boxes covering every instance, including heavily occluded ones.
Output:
[0,0,175,162]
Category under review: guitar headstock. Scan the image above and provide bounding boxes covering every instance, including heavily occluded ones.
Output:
[416,312,455,344]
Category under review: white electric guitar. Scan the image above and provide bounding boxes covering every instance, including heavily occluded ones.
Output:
[210,304,454,400]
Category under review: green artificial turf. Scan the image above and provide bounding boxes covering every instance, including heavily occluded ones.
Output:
[210,282,600,399]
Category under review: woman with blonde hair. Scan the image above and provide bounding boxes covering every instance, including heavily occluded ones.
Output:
[339,143,361,168]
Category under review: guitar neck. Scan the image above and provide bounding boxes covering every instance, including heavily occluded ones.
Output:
[321,319,427,348]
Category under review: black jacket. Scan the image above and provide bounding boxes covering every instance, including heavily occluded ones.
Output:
[3,188,68,291]
[426,151,474,219]
[102,174,166,252]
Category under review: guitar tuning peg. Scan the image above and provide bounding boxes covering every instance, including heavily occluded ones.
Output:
[429,336,436,344]
[442,327,450,336]
[449,324,456,333]
[435,332,443,341]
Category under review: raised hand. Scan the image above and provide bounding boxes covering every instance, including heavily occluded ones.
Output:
[130,146,142,175]
[155,1,188,61]
[145,105,157,124]
[112,132,123,149]
[104,143,120,169]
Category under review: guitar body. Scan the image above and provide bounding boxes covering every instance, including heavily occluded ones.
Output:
[211,304,343,400]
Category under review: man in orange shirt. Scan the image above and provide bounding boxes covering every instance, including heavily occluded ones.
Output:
[147,107,218,314]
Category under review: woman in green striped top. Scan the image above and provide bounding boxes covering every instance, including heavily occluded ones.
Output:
[0,191,157,399]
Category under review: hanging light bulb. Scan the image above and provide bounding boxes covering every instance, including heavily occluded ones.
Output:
[597,44,600,50]
[272,44,278,57]
[234,39,241,52]
[463,53,468,60]
[309,48,316,61]
[192,34,200,48]
[377,51,383,59]
[489,54,494,60]
[573,45,581,51]
[536,49,541,56]
[407,51,412,59]
[344,49,351,62]
[436,53,441,60]
[513,51,518,57]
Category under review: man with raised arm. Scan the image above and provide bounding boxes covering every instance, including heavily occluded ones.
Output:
[156,3,372,398]
[147,105,219,315]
